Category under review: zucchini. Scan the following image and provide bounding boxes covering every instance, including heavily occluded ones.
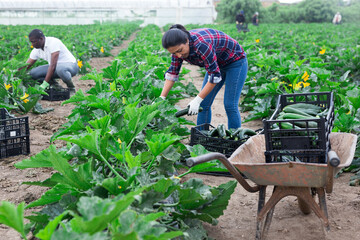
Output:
[209,127,219,137]
[284,103,322,115]
[282,106,315,117]
[242,128,257,137]
[217,124,227,139]
[292,120,318,128]
[238,128,257,139]
[278,122,295,130]
[316,109,329,117]
[175,106,203,117]
[226,129,233,138]
[281,113,318,128]
[281,113,318,120]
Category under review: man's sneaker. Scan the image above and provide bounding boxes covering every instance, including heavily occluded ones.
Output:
[69,88,76,97]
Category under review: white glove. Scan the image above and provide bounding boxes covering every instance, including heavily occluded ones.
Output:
[159,96,166,100]
[187,95,203,115]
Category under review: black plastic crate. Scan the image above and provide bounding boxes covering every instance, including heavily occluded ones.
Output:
[0,109,29,139]
[0,136,30,159]
[0,108,30,159]
[42,88,70,101]
[263,92,334,163]
[190,123,249,157]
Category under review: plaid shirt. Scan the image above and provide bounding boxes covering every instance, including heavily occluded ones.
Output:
[165,28,246,83]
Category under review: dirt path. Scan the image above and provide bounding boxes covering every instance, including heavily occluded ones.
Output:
[1,34,359,240]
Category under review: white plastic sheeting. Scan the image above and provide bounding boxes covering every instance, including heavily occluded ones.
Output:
[0,0,217,26]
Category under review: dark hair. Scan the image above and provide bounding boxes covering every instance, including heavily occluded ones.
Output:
[162,24,191,49]
[29,29,44,39]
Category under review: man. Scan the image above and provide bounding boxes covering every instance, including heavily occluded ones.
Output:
[236,10,248,33]
[332,12,342,25]
[252,12,259,26]
[24,29,78,95]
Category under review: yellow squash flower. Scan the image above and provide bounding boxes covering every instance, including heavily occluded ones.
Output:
[20,93,29,100]
[255,39,260,43]
[319,49,326,54]
[30,45,33,48]
[301,71,310,81]
[5,83,11,90]
[23,98,29,103]
[303,82,310,88]
[77,60,83,68]
[100,46,104,53]
[117,138,122,149]
[294,81,310,90]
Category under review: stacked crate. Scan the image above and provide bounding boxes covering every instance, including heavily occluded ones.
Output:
[0,108,30,159]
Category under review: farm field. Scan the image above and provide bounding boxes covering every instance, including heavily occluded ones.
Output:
[0,22,359,240]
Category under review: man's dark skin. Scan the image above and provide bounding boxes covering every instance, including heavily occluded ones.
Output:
[20,36,60,85]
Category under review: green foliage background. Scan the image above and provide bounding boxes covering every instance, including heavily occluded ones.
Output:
[216,0,360,23]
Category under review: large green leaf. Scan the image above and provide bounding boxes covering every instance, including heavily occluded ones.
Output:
[117,103,160,146]
[50,116,86,142]
[145,132,181,157]
[15,146,92,191]
[26,184,76,209]
[0,201,27,239]
[112,210,182,240]
[200,180,237,218]
[347,88,360,111]
[35,211,69,240]
[60,127,101,157]
[69,188,143,234]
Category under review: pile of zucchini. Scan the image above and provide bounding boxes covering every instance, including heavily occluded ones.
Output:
[200,124,257,140]
[275,103,328,129]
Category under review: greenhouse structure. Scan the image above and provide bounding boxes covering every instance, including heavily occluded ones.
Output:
[0,0,217,26]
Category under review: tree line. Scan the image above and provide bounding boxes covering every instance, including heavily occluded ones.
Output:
[216,0,360,23]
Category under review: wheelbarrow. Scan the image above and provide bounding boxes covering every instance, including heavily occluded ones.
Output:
[186,132,357,240]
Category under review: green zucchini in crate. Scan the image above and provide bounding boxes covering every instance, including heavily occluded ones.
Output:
[263,92,334,164]
[190,123,256,157]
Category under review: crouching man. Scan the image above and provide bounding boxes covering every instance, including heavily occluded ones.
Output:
[23,29,79,96]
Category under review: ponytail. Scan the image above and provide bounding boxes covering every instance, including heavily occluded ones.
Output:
[162,24,190,49]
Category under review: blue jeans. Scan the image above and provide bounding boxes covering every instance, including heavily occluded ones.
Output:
[197,58,248,129]
[29,62,79,89]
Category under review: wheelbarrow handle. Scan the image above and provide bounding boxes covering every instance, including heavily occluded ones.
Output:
[326,150,340,194]
[328,150,340,167]
[186,152,221,167]
[186,152,260,193]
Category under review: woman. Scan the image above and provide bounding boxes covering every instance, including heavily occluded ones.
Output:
[160,24,248,129]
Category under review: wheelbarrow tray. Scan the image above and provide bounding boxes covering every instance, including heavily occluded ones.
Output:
[228,132,357,187]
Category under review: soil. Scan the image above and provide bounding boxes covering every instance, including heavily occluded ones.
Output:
[1,33,359,240]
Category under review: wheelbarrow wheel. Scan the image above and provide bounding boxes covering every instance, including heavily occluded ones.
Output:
[298,196,311,215]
